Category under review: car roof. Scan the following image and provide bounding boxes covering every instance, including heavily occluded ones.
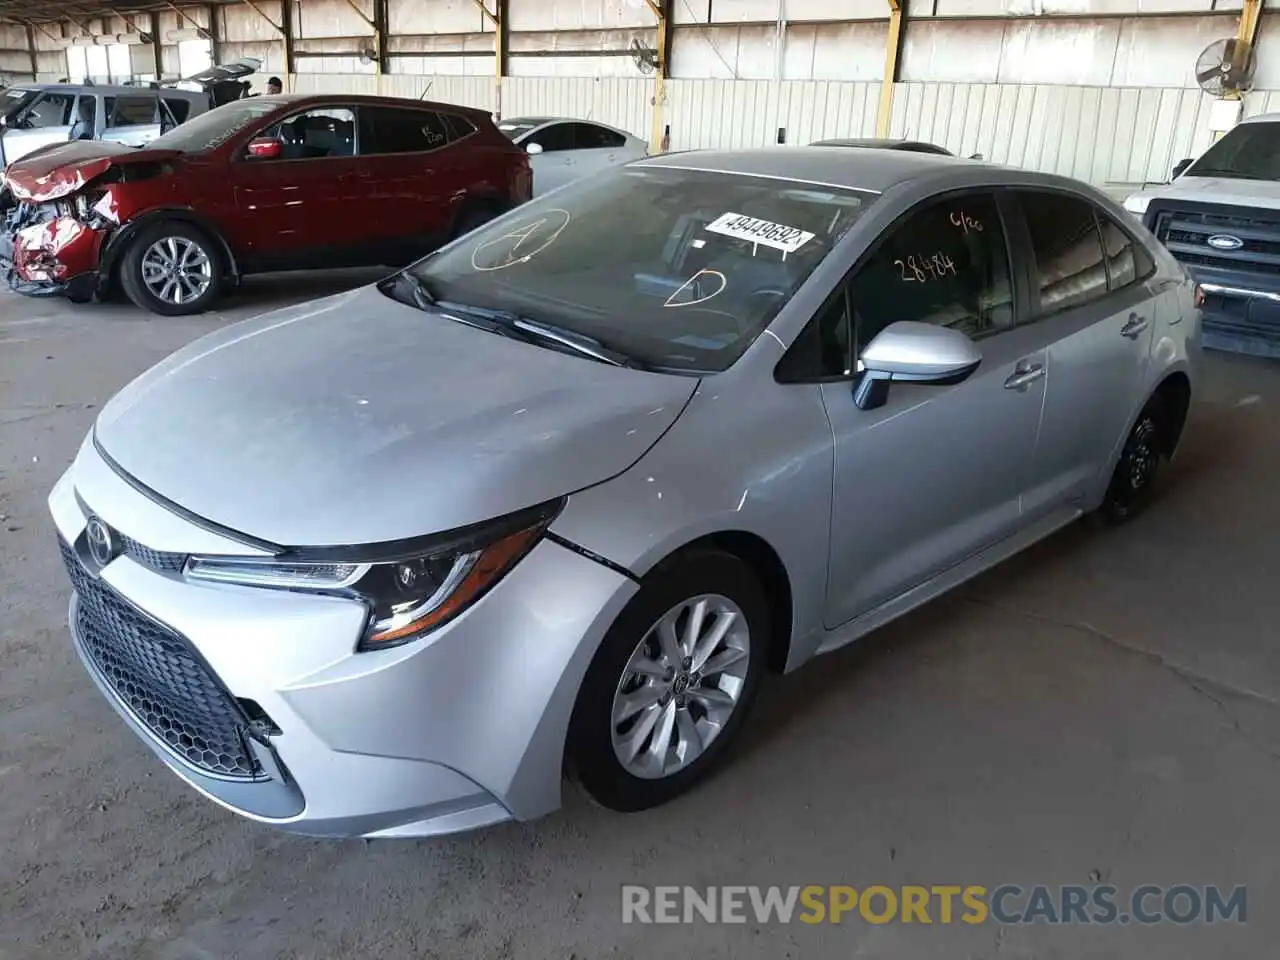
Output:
[8,83,203,97]
[635,147,1004,194]
[812,137,951,154]
[259,92,493,119]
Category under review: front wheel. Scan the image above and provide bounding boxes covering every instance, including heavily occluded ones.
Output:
[567,550,768,812]
[119,222,224,317]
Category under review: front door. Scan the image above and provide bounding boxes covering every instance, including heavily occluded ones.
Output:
[1011,190,1159,520]
[227,105,366,271]
[0,90,76,164]
[821,191,1047,628]
[524,122,579,195]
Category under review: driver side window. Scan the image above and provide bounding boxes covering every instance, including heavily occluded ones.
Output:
[529,123,575,153]
[259,107,356,160]
[850,192,1013,351]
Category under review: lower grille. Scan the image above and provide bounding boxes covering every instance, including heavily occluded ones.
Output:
[60,538,265,780]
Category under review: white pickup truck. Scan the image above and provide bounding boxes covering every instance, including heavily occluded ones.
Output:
[1123,111,1280,359]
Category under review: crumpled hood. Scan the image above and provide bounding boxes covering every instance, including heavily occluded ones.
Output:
[1138,175,1280,214]
[3,141,181,202]
[93,284,699,547]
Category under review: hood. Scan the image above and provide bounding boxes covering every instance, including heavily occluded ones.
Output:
[93,284,699,547]
[4,141,181,202]
[1131,175,1280,215]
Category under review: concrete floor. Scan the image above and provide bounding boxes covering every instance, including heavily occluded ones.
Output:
[2,275,1279,960]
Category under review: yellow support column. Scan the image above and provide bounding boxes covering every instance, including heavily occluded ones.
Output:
[875,0,903,139]
[645,0,671,153]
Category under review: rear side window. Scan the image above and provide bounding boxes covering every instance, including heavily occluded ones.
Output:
[1096,211,1155,291]
[163,98,192,124]
[573,123,626,149]
[359,107,453,155]
[443,113,477,140]
[106,95,157,127]
[1018,191,1108,313]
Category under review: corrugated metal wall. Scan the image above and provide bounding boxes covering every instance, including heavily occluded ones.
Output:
[278,72,1267,188]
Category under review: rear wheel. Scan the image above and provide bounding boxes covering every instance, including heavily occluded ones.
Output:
[120,221,223,317]
[1098,395,1166,524]
[450,201,504,240]
[567,550,768,812]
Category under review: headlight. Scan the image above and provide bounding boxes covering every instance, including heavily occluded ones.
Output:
[1123,194,1151,217]
[184,500,562,650]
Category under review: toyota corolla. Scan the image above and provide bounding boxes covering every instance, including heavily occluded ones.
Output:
[50,148,1200,838]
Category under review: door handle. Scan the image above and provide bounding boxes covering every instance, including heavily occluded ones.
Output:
[1121,313,1150,338]
[1004,363,1045,390]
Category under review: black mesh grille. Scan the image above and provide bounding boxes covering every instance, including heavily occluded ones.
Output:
[60,538,264,780]
[117,533,188,574]
[1153,205,1280,276]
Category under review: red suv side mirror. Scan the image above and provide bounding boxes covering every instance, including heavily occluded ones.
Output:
[247,137,282,159]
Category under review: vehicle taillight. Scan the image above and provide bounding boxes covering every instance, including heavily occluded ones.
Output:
[1194,285,1205,309]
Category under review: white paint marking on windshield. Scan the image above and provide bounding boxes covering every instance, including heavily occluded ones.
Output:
[704,212,815,254]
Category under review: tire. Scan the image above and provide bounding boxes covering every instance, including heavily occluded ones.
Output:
[567,550,769,813]
[1098,395,1167,525]
[451,202,504,240]
[119,221,224,317]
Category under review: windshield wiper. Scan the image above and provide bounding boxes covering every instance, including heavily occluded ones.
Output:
[437,301,640,369]
[383,273,642,368]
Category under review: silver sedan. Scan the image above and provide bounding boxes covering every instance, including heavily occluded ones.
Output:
[49,148,1200,838]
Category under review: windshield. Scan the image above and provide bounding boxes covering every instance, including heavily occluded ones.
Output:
[147,96,284,152]
[1185,122,1280,181]
[408,166,870,372]
[2,88,37,122]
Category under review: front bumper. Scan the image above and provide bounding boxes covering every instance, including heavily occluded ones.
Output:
[48,435,637,838]
[1,208,104,299]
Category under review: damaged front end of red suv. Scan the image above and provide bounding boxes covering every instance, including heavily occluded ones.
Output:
[1,142,181,301]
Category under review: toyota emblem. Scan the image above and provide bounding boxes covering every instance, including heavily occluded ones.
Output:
[85,516,117,568]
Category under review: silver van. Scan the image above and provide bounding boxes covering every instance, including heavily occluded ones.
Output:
[0,58,259,168]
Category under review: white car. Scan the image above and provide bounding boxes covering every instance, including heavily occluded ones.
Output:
[497,117,647,195]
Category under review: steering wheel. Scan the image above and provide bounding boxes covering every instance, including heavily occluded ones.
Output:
[668,305,742,336]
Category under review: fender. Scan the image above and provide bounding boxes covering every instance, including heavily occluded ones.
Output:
[98,207,240,292]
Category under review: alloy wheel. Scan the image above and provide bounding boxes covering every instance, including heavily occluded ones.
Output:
[1127,416,1159,491]
[609,594,751,780]
[140,236,213,305]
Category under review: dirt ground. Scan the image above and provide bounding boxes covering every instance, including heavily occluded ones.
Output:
[2,274,1279,959]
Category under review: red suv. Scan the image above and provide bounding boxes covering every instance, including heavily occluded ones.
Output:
[0,94,531,316]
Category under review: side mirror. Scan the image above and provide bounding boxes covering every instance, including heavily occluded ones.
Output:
[526,141,543,155]
[968,153,983,160]
[1171,158,1193,179]
[852,321,982,411]
[246,137,282,159]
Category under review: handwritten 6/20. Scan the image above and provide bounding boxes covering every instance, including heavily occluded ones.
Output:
[895,253,958,282]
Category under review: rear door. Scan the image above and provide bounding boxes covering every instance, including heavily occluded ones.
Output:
[1011,189,1159,520]
[100,93,162,147]
[355,105,473,260]
[567,121,640,175]
[227,104,366,270]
